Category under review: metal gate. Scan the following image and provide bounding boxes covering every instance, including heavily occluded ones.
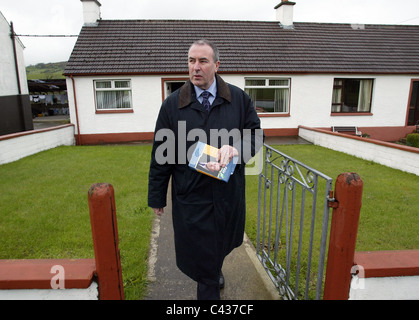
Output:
[256,144,333,300]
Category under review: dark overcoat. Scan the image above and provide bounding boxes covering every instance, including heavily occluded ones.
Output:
[148,74,262,286]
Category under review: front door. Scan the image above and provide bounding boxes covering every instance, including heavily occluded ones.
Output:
[408,80,419,125]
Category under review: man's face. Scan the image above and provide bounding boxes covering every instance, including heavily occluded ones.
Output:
[188,44,220,90]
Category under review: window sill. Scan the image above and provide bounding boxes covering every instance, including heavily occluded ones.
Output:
[330,112,373,116]
[258,113,290,118]
[96,109,133,114]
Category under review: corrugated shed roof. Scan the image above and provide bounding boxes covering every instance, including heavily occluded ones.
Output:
[64,19,419,75]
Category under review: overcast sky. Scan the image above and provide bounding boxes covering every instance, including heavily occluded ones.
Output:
[2,0,419,66]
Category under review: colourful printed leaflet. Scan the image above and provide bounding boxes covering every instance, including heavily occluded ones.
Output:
[188,141,238,182]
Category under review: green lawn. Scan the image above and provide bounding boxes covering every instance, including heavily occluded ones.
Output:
[245,144,419,252]
[0,145,153,299]
[0,144,418,299]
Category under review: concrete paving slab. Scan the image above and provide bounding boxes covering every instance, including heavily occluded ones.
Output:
[33,115,70,130]
[265,136,311,145]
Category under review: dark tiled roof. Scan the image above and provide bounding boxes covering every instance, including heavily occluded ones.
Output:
[64,19,419,75]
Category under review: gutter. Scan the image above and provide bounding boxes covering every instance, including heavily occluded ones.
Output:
[10,22,21,95]
[70,75,82,145]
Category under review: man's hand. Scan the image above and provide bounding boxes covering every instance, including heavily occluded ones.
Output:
[218,145,239,167]
[152,207,164,216]
[206,161,221,172]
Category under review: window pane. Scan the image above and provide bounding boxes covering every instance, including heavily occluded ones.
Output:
[96,91,113,109]
[358,79,373,112]
[245,79,266,86]
[275,89,289,112]
[96,90,131,109]
[96,81,111,89]
[408,81,419,125]
[332,88,342,104]
[246,88,288,113]
[269,79,288,86]
[115,90,132,108]
[334,79,343,86]
[342,79,360,112]
[115,80,130,88]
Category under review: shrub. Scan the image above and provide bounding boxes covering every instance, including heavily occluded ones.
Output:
[406,133,419,148]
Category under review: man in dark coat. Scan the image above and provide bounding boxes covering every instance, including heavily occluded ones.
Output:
[148,40,262,300]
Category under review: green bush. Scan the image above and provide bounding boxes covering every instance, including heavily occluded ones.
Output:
[406,133,419,148]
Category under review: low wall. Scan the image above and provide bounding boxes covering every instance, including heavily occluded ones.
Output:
[298,126,419,176]
[0,282,98,300]
[0,124,75,165]
[0,259,98,300]
[349,250,419,300]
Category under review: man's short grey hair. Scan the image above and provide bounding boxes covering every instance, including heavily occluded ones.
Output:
[190,39,220,62]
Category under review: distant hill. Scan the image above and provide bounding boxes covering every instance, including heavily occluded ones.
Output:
[26,61,67,80]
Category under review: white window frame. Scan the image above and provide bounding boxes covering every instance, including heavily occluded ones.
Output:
[94,79,133,111]
[245,78,291,114]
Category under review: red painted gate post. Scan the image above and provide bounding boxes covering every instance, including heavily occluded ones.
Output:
[88,183,125,300]
[323,173,363,300]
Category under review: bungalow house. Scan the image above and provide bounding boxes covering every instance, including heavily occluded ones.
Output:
[64,0,419,145]
[0,11,33,135]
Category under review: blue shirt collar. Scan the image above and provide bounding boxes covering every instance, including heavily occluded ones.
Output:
[194,77,217,98]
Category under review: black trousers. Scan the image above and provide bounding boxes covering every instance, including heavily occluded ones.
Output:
[197,282,220,300]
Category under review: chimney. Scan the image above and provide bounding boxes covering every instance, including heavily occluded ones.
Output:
[81,0,101,26]
[274,0,296,29]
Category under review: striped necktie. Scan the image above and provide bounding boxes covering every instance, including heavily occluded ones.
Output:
[201,91,211,112]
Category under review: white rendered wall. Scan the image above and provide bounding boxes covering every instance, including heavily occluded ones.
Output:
[349,275,419,300]
[66,75,164,135]
[299,126,419,175]
[0,281,98,300]
[0,125,75,165]
[0,12,28,96]
[255,74,414,130]
[67,74,418,136]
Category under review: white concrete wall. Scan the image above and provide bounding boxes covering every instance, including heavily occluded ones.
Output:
[0,281,98,300]
[67,73,418,137]
[0,125,75,165]
[0,12,28,96]
[349,275,419,300]
[299,126,419,176]
[66,75,164,135]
